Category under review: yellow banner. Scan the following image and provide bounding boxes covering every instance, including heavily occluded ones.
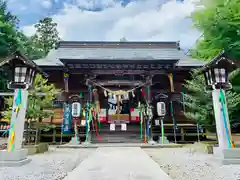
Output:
[168,73,175,92]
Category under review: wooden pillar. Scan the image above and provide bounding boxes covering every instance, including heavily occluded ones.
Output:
[168,72,177,143]
[88,84,92,142]
[180,127,185,141]
[63,72,69,93]
[146,75,154,143]
[52,128,56,144]
[116,95,120,119]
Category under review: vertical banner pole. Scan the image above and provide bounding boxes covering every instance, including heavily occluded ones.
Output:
[161,119,164,144]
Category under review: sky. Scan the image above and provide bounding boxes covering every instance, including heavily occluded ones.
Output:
[7,0,201,50]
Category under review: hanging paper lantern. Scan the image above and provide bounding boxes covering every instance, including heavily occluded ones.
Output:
[104,90,107,97]
[157,102,166,117]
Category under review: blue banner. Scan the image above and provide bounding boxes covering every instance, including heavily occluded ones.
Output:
[62,103,72,134]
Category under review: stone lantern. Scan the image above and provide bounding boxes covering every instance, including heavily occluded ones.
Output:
[0,51,41,166]
[202,51,235,90]
[199,51,240,165]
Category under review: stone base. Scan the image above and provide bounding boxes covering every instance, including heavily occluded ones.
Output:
[148,139,156,145]
[68,137,80,145]
[213,147,240,165]
[158,136,170,144]
[24,143,49,155]
[213,147,223,158]
[222,148,240,165]
[0,149,31,167]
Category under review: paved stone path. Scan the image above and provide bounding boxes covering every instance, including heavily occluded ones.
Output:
[63,147,172,180]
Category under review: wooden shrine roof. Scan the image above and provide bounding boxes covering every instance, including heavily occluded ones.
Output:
[34,41,204,68]
[0,51,42,72]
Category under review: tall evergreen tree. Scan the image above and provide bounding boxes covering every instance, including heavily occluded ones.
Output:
[183,0,240,130]
[34,17,60,56]
[0,0,19,56]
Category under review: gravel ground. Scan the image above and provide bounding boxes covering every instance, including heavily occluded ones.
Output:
[145,148,240,180]
[0,147,96,180]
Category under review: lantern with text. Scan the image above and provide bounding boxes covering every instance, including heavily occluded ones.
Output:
[157,102,166,117]
[201,51,237,90]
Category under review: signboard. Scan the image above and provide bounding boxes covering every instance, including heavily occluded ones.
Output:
[110,124,115,131]
[62,103,72,134]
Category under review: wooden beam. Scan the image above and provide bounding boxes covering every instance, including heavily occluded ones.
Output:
[70,70,167,75]
[95,80,143,86]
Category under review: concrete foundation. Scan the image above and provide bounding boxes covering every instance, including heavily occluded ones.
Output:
[213,147,240,165]
[222,148,240,165]
[0,149,31,167]
[68,137,80,145]
[158,136,170,144]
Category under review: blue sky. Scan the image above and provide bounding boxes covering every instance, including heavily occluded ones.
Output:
[7,0,200,49]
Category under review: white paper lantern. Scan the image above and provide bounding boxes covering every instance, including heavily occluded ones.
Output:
[157,102,166,117]
[104,90,107,97]
[72,102,81,117]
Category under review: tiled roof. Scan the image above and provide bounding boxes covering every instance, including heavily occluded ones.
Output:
[33,41,205,67]
[0,51,42,72]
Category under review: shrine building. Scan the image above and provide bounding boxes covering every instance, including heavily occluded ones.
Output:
[32,41,204,143]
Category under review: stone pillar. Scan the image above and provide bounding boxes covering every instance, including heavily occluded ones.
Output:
[211,89,240,165]
[8,89,28,150]
[212,89,231,149]
[0,89,31,167]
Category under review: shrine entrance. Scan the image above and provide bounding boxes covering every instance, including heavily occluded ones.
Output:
[94,83,144,143]
[60,60,176,143]
[36,41,204,144]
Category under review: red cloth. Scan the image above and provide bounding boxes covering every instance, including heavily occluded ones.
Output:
[141,88,145,98]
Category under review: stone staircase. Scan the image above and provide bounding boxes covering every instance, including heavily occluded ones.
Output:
[91,123,143,143]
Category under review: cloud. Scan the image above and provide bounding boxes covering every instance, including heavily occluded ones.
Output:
[74,0,116,10]
[7,0,54,25]
[41,0,53,9]
[22,0,201,49]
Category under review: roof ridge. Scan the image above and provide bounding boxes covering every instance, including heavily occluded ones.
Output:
[57,41,180,49]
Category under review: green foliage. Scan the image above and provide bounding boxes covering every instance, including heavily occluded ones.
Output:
[34,17,60,56]
[184,0,240,130]
[0,2,59,60]
[16,32,45,60]
[3,74,60,130]
[183,70,240,130]
[0,0,20,56]
[191,0,240,60]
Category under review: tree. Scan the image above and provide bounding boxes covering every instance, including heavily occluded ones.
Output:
[0,0,19,56]
[191,0,240,60]
[17,32,45,60]
[183,70,240,131]
[34,17,60,56]
[183,0,240,131]
[3,74,60,133]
